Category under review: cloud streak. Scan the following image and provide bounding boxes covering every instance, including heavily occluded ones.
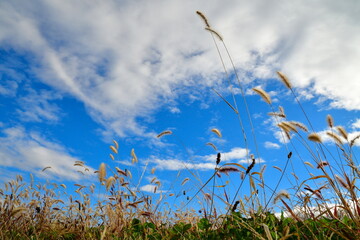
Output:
[0,0,359,139]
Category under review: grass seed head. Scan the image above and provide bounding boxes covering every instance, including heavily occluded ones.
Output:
[252,87,272,104]
[277,71,292,89]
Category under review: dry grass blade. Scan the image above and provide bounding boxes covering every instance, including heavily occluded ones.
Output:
[252,88,272,104]
[157,130,172,138]
[277,71,292,89]
[106,176,116,191]
[336,126,348,140]
[262,223,273,240]
[326,132,343,145]
[211,128,222,138]
[206,142,217,151]
[41,166,52,172]
[212,88,239,114]
[273,166,282,172]
[205,27,223,41]
[350,134,360,147]
[308,133,322,143]
[181,178,190,185]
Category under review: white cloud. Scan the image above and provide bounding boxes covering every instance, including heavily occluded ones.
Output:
[140,184,158,193]
[147,158,216,171]
[264,141,281,149]
[352,119,360,129]
[0,0,359,139]
[203,147,248,162]
[0,126,95,181]
[16,89,63,123]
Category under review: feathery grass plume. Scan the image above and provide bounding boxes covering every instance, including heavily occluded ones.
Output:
[281,122,298,133]
[246,156,256,174]
[216,152,221,165]
[316,161,329,169]
[290,121,309,132]
[335,175,349,189]
[105,177,115,191]
[109,145,118,154]
[60,184,66,189]
[308,133,322,143]
[42,166,52,172]
[131,148,138,164]
[113,140,119,150]
[157,130,172,138]
[336,126,348,140]
[219,166,240,176]
[115,167,127,176]
[277,71,292,89]
[196,11,210,27]
[109,153,115,161]
[350,134,360,147]
[326,131,343,145]
[211,128,222,138]
[151,167,156,174]
[206,142,217,151]
[204,193,212,201]
[273,190,290,204]
[98,163,106,182]
[273,166,282,172]
[252,88,272,104]
[181,178,190,185]
[232,200,240,212]
[268,112,286,118]
[327,114,334,128]
[126,169,132,179]
[304,161,315,168]
[205,27,223,41]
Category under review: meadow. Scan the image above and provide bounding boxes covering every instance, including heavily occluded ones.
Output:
[1,11,359,239]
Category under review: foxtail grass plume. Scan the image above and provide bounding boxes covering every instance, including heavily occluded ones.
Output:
[350,134,360,147]
[216,152,221,165]
[277,71,292,89]
[316,161,329,169]
[113,140,119,150]
[106,176,115,191]
[206,142,217,151]
[98,163,106,182]
[273,190,290,204]
[336,126,348,140]
[211,128,222,138]
[327,114,334,128]
[157,130,172,138]
[42,166,51,172]
[252,88,272,104]
[308,133,322,143]
[196,11,210,27]
[109,145,118,154]
[326,131,343,145]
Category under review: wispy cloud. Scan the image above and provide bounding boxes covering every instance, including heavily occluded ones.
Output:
[0,126,95,181]
[0,0,358,139]
[264,141,281,149]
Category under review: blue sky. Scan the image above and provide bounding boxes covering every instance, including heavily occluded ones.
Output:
[1,0,360,214]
